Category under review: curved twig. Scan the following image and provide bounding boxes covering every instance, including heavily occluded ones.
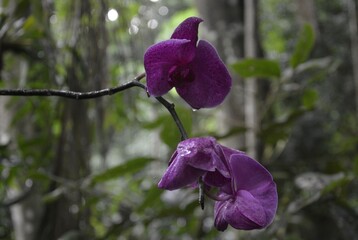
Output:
[0,72,188,141]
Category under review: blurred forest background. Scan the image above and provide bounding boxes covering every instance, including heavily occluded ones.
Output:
[0,0,358,239]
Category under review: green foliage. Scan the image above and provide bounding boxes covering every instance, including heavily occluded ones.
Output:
[260,0,294,54]
[231,58,281,78]
[136,185,162,212]
[290,24,315,69]
[1,1,358,240]
[90,157,153,185]
[261,108,307,144]
[144,107,192,149]
[302,89,318,109]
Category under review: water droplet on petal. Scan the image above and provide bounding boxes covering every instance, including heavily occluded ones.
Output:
[179,148,191,156]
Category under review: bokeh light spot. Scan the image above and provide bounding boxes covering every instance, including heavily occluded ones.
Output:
[107,9,119,21]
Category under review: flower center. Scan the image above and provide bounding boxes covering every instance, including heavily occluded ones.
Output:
[204,187,233,202]
[169,65,195,87]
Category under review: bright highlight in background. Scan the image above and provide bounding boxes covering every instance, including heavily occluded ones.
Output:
[147,19,158,29]
[107,9,118,21]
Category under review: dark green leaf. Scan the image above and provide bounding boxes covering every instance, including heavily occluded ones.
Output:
[137,186,162,212]
[142,115,166,130]
[354,156,358,175]
[29,171,50,181]
[290,24,315,69]
[159,107,192,149]
[260,108,307,144]
[302,89,318,109]
[90,157,153,185]
[231,59,281,78]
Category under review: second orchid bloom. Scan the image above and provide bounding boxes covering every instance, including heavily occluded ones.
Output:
[158,137,278,231]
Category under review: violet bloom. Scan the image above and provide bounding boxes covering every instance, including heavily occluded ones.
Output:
[158,137,230,190]
[214,147,278,231]
[158,137,278,231]
[144,17,232,109]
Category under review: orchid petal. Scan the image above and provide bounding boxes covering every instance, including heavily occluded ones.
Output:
[214,199,229,231]
[203,169,231,188]
[158,137,231,190]
[171,17,203,46]
[229,154,278,227]
[144,39,195,96]
[176,137,218,171]
[158,151,206,190]
[226,190,267,230]
[176,40,232,109]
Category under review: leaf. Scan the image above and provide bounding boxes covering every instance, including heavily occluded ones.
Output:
[354,156,358,175]
[290,24,315,69]
[260,108,307,144]
[302,89,318,109]
[142,115,166,130]
[137,186,162,212]
[199,126,247,140]
[321,174,351,194]
[29,170,50,181]
[90,157,153,185]
[231,59,281,78]
[160,107,192,149]
[23,16,36,31]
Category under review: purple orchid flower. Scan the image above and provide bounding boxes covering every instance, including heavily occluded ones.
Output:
[158,137,278,231]
[144,17,232,109]
[158,137,230,190]
[214,147,278,231]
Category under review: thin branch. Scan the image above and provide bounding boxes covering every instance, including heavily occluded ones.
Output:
[0,73,146,99]
[0,186,33,208]
[198,177,205,210]
[155,96,188,140]
[0,72,188,140]
[0,72,194,208]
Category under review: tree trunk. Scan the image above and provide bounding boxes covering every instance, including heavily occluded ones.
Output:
[295,0,319,38]
[1,63,43,240]
[244,0,258,158]
[37,0,107,238]
[346,0,358,117]
[195,0,246,149]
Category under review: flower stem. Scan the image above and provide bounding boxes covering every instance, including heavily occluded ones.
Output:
[154,96,188,140]
[198,177,205,210]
